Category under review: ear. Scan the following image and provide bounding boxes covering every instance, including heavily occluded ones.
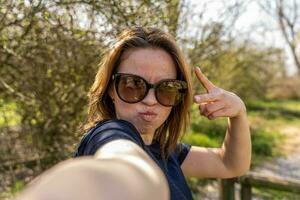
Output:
[108,84,115,101]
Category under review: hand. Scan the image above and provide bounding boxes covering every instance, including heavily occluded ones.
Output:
[194,67,246,120]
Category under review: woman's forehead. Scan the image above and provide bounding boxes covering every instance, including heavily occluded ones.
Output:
[117,48,177,81]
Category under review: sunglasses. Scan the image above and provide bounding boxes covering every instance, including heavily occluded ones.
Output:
[112,73,187,107]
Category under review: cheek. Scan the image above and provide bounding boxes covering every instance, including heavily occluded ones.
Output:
[158,107,172,123]
[114,101,134,119]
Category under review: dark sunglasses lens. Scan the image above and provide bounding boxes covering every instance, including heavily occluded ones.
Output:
[156,81,186,106]
[117,75,147,103]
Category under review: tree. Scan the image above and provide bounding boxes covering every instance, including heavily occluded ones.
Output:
[0,0,188,162]
[258,0,300,75]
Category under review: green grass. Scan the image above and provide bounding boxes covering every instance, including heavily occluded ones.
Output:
[183,131,219,148]
[253,187,300,199]
[247,100,300,123]
[247,100,300,112]
[251,128,284,166]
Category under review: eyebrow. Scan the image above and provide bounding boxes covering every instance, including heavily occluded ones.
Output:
[115,73,178,83]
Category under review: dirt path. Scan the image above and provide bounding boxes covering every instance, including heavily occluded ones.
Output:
[278,126,300,154]
[253,125,300,179]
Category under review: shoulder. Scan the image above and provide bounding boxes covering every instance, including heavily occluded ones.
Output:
[173,143,192,165]
[74,119,144,157]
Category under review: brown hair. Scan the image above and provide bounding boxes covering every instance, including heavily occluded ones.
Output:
[84,27,193,159]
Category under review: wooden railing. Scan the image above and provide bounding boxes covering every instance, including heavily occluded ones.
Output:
[220,172,300,200]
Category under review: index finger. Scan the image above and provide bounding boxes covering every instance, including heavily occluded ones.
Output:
[195,67,216,92]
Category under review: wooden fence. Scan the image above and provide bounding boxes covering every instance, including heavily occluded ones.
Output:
[220,172,300,200]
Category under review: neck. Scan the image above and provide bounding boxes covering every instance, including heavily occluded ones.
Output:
[140,134,154,145]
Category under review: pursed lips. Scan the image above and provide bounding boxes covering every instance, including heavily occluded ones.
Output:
[138,111,158,121]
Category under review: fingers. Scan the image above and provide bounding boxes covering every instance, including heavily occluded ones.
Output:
[194,94,217,103]
[207,108,227,120]
[199,104,227,120]
[199,101,225,118]
[194,90,223,104]
[194,67,227,120]
[195,67,215,92]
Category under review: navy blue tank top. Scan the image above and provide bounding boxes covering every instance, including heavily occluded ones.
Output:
[74,119,193,200]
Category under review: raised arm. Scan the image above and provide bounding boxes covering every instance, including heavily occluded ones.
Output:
[181,67,251,178]
[16,140,169,200]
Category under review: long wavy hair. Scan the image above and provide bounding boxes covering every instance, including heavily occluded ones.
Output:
[84,27,193,159]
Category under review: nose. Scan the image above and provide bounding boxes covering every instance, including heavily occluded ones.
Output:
[142,88,158,106]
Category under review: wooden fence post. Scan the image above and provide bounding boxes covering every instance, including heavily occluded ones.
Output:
[220,178,236,200]
[241,183,252,200]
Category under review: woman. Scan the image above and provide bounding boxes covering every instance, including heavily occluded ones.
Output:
[16,26,251,200]
[74,26,251,199]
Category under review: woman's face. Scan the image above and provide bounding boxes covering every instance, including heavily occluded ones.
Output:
[109,48,177,144]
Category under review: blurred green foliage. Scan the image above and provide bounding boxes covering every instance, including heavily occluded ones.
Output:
[0,100,20,126]
[251,129,283,164]
[10,180,25,196]
[183,132,219,148]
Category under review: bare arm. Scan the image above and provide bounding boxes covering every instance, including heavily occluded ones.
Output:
[220,110,251,177]
[181,67,251,178]
[15,140,169,200]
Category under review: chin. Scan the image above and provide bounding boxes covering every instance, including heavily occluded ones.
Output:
[137,126,155,135]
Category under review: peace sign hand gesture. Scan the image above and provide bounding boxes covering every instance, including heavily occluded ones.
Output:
[194,67,246,120]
